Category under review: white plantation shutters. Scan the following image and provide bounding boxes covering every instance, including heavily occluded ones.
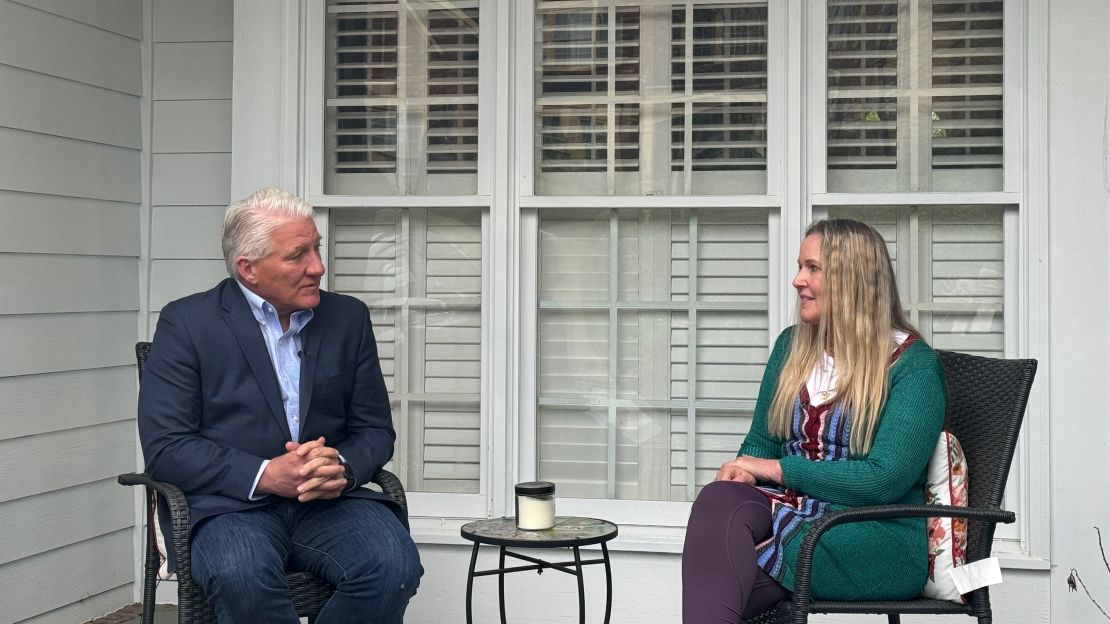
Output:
[829,205,1005,358]
[826,0,1004,192]
[533,0,768,196]
[536,209,768,501]
[326,0,479,195]
[331,207,483,493]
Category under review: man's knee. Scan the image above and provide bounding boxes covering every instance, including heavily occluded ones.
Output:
[336,534,422,605]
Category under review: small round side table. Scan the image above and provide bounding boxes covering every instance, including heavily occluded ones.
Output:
[460,516,619,624]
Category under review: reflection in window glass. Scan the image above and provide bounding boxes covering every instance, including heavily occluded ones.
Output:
[828,205,1005,357]
[826,0,1004,192]
[330,207,483,493]
[325,1,479,195]
[537,208,768,500]
[534,1,768,195]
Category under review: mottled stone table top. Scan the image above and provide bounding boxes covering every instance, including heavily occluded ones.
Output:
[461,516,618,548]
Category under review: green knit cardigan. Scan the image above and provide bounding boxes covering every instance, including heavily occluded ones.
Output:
[739,327,947,600]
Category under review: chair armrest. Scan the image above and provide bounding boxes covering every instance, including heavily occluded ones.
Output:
[118,472,194,579]
[790,504,1014,616]
[371,469,407,511]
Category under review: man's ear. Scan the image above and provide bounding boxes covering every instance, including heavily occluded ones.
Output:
[236,257,256,286]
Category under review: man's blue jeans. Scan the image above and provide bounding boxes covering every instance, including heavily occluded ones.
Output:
[190,497,422,624]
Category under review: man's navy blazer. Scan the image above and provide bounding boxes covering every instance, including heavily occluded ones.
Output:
[138,278,403,539]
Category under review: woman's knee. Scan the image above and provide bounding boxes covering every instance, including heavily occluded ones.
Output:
[692,481,767,516]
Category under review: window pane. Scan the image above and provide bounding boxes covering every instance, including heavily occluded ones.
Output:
[330,207,483,493]
[537,208,768,501]
[534,1,768,196]
[325,1,479,195]
[826,0,1004,192]
[827,205,1005,357]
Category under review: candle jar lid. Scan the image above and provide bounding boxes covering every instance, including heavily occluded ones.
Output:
[515,481,555,496]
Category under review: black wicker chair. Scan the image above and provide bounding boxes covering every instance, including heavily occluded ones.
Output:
[749,349,1037,624]
[119,341,409,624]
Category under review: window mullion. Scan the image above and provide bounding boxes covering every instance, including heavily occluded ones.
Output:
[685,212,698,501]
[606,3,618,194]
[683,2,695,195]
[607,210,620,499]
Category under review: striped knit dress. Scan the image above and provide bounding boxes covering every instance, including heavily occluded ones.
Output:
[739,327,947,600]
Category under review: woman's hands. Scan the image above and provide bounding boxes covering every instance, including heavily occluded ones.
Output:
[715,455,784,486]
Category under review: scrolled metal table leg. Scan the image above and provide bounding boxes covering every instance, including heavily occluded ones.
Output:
[602,542,612,624]
[466,542,479,624]
[499,546,508,624]
[573,546,586,624]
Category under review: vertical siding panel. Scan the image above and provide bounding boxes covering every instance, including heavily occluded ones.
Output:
[149,0,235,341]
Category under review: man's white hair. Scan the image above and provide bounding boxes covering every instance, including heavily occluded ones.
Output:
[222,188,314,278]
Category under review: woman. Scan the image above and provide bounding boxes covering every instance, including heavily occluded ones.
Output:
[682,219,946,623]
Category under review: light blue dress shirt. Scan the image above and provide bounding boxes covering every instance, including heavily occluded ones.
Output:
[237,282,314,498]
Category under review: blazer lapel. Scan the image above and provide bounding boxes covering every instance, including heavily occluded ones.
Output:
[298,314,323,436]
[220,280,291,440]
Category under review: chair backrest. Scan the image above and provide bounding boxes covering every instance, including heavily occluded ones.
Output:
[136,341,151,381]
[935,349,1037,564]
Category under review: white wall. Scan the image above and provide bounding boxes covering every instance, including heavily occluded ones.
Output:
[0,1,144,622]
[1046,0,1110,621]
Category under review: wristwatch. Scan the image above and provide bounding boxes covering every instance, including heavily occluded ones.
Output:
[339,460,356,492]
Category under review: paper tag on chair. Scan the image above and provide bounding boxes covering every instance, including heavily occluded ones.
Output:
[948,557,1003,595]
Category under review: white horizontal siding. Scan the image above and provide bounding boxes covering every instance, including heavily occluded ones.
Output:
[0,64,141,148]
[149,259,228,311]
[0,2,142,620]
[17,585,134,624]
[0,479,132,565]
[151,205,225,258]
[0,528,133,623]
[0,191,138,256]
[0,128,140,203]
[0,367,136,440]
[13,0,142,39]
[0,0,141,94]
[0,420,136,503]
[152,100,232,152]
[153,0,232,42]
[0,255,138,314]
[151,153,232,205]
[152,41,233,100]
[0,312,136,377]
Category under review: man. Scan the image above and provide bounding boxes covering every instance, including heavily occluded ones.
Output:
[139,188,422,623]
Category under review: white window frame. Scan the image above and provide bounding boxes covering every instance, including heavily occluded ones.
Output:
[232,0,1049,563]
[291,0,509,532]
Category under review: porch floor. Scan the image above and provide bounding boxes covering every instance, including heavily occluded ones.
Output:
[83,604,177,624]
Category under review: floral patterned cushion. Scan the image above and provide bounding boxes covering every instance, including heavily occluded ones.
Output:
[923,430,968,602]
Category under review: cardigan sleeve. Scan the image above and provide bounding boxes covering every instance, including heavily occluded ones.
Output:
[738,327,794,460]
[779,344,947,506]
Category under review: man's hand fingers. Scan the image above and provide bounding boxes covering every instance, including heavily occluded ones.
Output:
[297,477,346,502]
[294,437,328,457]
[299,460,344,478]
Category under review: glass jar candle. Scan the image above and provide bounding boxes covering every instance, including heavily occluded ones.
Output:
[515,481,556,530]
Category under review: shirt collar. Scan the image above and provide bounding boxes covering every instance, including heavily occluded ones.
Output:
[235,280,314,333]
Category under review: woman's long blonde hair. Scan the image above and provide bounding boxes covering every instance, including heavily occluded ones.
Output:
[767,219,918,455]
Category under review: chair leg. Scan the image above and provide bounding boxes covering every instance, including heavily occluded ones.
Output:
[886,615,901,624]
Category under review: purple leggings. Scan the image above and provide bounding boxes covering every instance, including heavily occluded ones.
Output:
[682,481,789,623]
